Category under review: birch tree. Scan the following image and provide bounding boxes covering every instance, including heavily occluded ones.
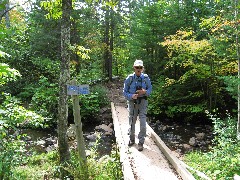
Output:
[58,0,71,177]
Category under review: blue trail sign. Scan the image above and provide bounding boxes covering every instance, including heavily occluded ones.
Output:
[67,85,90,95]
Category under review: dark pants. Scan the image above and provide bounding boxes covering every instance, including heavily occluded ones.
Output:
[128,98,148,144]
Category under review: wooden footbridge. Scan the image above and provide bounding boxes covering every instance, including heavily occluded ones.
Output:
[111,102,196,180]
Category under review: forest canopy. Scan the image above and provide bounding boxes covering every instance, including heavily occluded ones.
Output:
[0,0,239,123]
[0,0,240,179]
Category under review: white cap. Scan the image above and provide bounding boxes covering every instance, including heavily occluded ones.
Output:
[134,60,144,67]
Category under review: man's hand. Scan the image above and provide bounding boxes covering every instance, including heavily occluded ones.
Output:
[136,88,146,95]
[132,94,138,99]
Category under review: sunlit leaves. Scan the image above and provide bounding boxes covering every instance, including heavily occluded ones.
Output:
[149,29,235,119]
[105,0,118,9]
[164,77,175,87]
[162,30,215,76]
[70,45,91,60]
[1,93,48,129]
[40,0,62,19]
[200,15,237,58]
[0,63,21,86]
[0,50,10,58]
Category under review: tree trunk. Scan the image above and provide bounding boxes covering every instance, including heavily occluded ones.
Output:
[235,0,240,140]
[104,6,110,78]
[109,8,114,81]
[6,0,10,28]
[58,0,71,174]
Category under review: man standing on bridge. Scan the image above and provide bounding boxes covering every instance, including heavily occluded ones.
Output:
[123,59,152,151]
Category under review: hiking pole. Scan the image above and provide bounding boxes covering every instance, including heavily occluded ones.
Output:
[130,89,140,135]
[130,100,136,134]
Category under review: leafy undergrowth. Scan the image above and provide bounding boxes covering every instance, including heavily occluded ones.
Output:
[184,117,240,180]
[12,145,123,180]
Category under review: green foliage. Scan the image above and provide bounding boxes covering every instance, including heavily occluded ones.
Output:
[0,127,27,180]
[12,144,123,179]
[70,45,91,60]
[13,151,60,179]
[219,75,239,100]
[30,57,60,80]
[124,0,208,76]
[77,93,100,120]
[0,53,48,129]
[148,76,167,116]
[67,138,123,180]
[112,48,130,78]
[148,76,207,120]
[0,51,30,180]
[86,150,123,180]
[0,50,10,58]
[91,84,109,107]
[184,115,240,179]
[199,15,238,63]
[78,84,109,121]
[28,77,109,124]
[74,64,104,84]
[0,63,21,86]
[40,0,62,19]
[210,113,237,147]
[29,76,58,123]
[148,30,235,120]
[0,93,48,129]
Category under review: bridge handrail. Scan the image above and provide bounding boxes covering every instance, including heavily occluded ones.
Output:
[148,125,196,180]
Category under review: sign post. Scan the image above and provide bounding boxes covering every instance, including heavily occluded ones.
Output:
[67,79,89,164]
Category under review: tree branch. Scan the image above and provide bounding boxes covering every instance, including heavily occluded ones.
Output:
[0,1,30,19]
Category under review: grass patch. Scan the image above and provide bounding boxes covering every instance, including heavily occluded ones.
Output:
[12,145,123,180]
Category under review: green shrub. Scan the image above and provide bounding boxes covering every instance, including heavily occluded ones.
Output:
[0,125,27,180]
[0,63,21,86]
[29,77,109,123]
[30,76,58,122]
[12,144,123,180]
[78,84,109,121]
[0,93,48,129]
[12,151,60,180]
[67,143,123,180]
[148,76,207,120]
[91,84,109,107]
[184,115,240,179]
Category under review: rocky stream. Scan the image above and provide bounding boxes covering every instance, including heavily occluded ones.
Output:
[20,79,214,159]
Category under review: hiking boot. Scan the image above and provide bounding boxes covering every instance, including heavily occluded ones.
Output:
[138,143,143,151]
[128,139,135,146]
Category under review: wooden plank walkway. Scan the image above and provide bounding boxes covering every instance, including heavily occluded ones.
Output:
[111,102,195,180]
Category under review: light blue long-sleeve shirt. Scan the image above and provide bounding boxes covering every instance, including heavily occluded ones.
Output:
[123,73,152,101]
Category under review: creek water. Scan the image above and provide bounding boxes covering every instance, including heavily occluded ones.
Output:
[21,118,213,156]
[149,118,214,154]
[20,122,115,156]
